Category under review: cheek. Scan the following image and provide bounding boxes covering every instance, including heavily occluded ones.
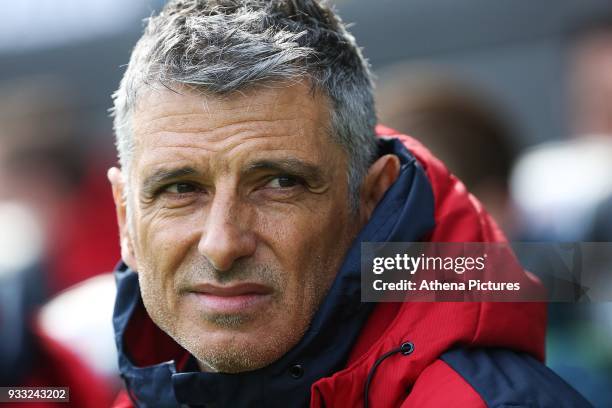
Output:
[257,200,354,304]
[134,209,202,311]
[137,208,201,269]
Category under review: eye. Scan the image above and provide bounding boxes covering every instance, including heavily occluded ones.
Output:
[163,182,199,194]
[265,175,302,189]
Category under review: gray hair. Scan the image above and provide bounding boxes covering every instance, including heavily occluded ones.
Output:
[112,0,378,208]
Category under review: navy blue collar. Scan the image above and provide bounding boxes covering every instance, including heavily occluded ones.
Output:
[113,138,435,407]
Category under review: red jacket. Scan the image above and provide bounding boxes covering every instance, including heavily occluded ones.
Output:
[112,128,589,407]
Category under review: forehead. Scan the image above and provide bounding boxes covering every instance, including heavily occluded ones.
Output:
[130,82,343,177]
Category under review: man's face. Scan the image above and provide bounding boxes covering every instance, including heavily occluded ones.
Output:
[117,83,362,372]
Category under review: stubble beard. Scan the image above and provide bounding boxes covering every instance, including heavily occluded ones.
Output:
[139,256,334,374]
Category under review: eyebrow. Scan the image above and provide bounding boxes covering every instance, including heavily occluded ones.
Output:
[140,158,326,196]
[241,158,325,184]
[141,166,199,196]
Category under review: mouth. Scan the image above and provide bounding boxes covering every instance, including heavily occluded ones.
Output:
[188,283,273,314]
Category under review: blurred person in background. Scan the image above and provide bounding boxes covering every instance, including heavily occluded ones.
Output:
[376,65,519,236]
[0,77,119,406]
[569,17,612,139]
[512,17,612,243]
[0,77,120,295]
[566,16,612,243]
[508,17,612,407]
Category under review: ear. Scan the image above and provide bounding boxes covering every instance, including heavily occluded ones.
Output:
[359,154,401,223]
[107,167,139,271]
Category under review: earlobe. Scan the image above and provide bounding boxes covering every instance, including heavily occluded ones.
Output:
[107,167,138,271]
[359,154,401,222]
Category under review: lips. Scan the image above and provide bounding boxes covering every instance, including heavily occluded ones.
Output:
[188,283,273,314]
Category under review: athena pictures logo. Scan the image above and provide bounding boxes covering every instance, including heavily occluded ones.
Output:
[361,242,607,302]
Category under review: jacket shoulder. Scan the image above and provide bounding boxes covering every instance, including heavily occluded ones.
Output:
[439,348,593,408]
[401,359,486,407]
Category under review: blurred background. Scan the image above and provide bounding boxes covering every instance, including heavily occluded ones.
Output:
[0,0,611,405]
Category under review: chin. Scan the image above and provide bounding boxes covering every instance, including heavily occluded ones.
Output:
[185,323,306,374]
[191,336,284,373]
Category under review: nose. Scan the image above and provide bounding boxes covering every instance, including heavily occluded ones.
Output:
[197,190,257,271]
